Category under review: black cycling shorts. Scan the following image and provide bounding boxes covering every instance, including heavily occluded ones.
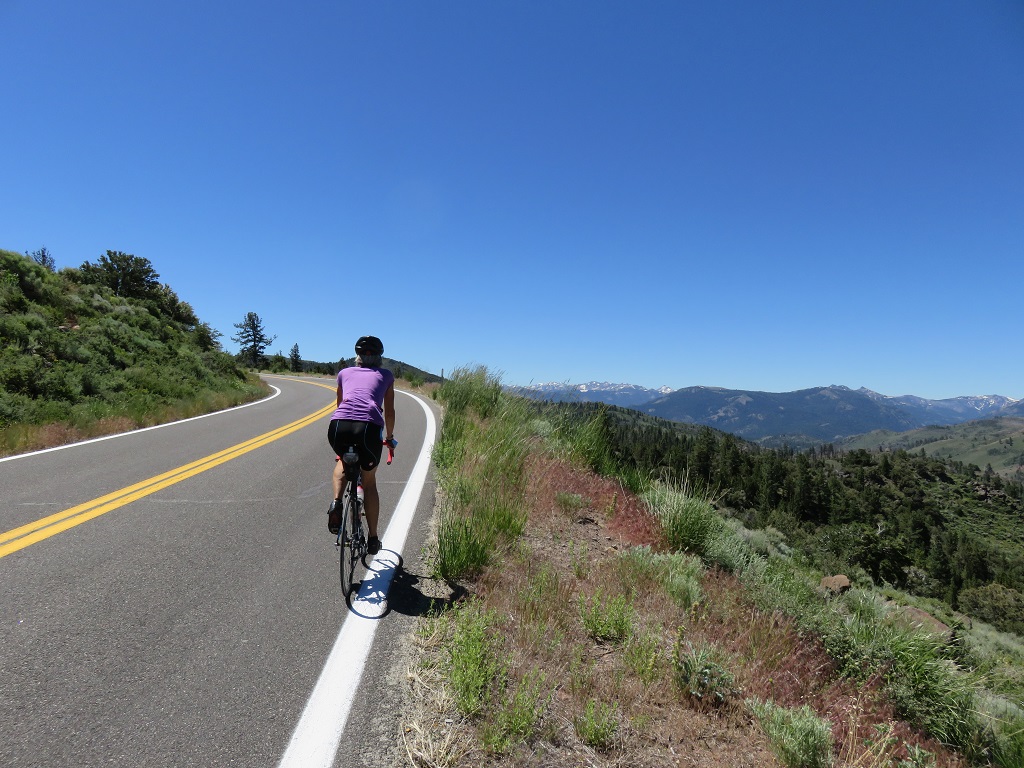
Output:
[328,419,384,472]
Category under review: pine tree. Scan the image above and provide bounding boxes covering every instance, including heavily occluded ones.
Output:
[231,312,276,368]
[79,250,159,299]
[26,247,56,271]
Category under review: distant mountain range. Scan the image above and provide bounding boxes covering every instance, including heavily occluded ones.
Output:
[514,381,675,408]
[514,382,1022,445]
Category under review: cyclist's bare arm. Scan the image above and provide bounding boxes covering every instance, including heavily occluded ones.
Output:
[383,383,396,443]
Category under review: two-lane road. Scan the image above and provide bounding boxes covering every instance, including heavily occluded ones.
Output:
[0,376,438,767]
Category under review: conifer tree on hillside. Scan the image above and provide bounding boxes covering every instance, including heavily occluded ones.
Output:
[231,312,276,368]
[289,343,301,372]
[26,247,55,271]
[79,250,160,299]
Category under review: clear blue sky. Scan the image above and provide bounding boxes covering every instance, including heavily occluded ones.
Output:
[3,1,1022,400]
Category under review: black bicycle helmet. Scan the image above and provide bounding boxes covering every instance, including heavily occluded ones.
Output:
[354,335,384,355]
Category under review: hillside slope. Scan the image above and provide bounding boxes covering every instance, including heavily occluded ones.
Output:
[410,369,1024,768]
[0,249,262,451]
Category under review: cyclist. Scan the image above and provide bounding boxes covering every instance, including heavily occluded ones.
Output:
[326,335,396,555]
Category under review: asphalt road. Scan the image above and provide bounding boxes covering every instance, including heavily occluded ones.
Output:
[0,375,440,768]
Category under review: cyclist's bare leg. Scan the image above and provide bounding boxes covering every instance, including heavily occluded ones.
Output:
[331,460,347,501]
[361,465,380,540]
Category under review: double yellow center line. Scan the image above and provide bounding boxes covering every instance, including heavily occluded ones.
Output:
[0,392,336,560]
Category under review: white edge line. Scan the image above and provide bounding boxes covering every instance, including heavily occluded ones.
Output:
[0,386,282,464]
[276,390,437,768]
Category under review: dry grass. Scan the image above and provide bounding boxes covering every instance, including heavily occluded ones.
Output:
[401,452,969,767]
[0,416,139,456]
[0,383,270,457]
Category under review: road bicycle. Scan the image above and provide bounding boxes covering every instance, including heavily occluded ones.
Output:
[335,446,365,596]
[335,440,395,597]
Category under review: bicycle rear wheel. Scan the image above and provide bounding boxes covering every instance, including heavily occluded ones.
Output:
[339,496,357,595]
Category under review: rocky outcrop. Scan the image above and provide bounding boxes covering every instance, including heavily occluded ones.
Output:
[820,575,851,595]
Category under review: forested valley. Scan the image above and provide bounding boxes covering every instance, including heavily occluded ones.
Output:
[558,402,1024,637]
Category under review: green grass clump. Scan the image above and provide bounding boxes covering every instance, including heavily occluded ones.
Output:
[624,630,663,685]
[579,590,634,644]
[568,541,589,579]
[482,669,549,753]
[447,600,503,716]
[738,555,993,760]
[555,491,589,521]
[574,699,619,752]
[747,698,834,768]
[618,546,704,610]
[518,562,564,627]
[436,504,493,582]
[643,480,724,558]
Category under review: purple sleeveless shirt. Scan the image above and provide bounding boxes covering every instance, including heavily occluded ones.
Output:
[330,366,394,427]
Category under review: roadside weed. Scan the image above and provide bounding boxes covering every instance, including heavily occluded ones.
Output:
[579,590,634,644]
[433,367,529,581]
[896,744,937,768]
[624,630,663,685]
[555,491,589,522]
[482,669,549,753]
[568,644,595,696]
[644,480,724,558]
[448,601,502,716]
[618,546,704,609]
[568,540,589,580]
[574,699,619,752]
[436,501,492,581]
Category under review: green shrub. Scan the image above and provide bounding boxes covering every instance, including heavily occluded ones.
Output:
[958,583,1024,636]
[0,250,257,446]
[673,637,738,708]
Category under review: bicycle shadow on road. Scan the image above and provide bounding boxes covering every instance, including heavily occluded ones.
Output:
[346,549,467,619]
[386,566,468,619]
